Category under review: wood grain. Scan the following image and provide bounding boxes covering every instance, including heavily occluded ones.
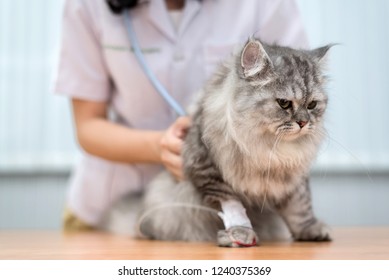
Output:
[0,228,388,260]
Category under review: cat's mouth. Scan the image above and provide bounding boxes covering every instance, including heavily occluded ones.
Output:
[276,123,311,141]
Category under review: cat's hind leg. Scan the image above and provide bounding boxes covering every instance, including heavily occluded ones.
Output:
[139,172,222,242]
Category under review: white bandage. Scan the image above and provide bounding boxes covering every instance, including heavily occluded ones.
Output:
[218,200,253,229]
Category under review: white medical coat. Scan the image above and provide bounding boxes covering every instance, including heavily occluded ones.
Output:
[54,0,309,225]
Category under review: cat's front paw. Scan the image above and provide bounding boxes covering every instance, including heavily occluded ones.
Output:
[294,221,332,242]
[217,226,259,248]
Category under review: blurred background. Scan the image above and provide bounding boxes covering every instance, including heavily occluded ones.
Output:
[0,0,388,229]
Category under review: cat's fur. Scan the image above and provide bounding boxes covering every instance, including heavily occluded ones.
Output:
[138,39,332,246]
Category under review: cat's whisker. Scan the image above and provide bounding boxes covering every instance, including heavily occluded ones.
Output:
[309,131,330,181]
[308,133,322,149]
[313,130,373,182]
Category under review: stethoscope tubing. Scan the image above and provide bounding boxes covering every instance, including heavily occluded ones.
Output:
[123,11,186,117]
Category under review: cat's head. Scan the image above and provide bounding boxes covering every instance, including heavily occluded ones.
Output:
[231,39,331,143]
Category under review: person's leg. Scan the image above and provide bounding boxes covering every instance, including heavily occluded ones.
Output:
[63,207,95,231]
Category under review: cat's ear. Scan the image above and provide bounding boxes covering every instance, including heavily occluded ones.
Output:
[309,44,335,62]
[241,39,273,78]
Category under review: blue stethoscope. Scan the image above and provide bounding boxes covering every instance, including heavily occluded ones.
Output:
[123,12,186,117]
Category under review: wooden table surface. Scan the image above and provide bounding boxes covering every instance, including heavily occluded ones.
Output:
[0,227,388,260]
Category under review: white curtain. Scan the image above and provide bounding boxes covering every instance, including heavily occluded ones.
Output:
[0,0,77,172]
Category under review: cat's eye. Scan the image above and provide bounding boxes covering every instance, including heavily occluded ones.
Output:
[276,99,292,110]
[307,101,317,110]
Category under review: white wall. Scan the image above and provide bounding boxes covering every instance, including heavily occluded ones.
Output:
[0,0,388,229]
[0,173,67,229]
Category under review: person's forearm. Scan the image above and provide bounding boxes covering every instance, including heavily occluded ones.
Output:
[76,118,163,164]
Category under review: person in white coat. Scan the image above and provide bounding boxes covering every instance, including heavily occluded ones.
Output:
[54,0,308,231]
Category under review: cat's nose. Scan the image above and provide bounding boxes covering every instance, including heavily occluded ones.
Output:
[297,120,308,128]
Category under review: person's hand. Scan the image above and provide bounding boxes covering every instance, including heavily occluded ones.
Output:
[159,116,191,181]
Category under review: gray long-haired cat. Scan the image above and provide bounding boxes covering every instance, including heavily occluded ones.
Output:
[118,39,332,247]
